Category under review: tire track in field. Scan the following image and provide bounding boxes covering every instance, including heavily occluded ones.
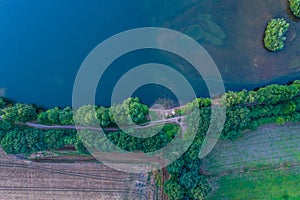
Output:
[0,162,134,182]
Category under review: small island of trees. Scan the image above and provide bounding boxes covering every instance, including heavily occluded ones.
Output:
[263,18,290,52]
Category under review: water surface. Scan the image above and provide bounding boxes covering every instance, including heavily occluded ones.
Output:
[0,0,299,107]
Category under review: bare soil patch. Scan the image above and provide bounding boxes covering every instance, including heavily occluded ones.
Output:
[0,148,158,200]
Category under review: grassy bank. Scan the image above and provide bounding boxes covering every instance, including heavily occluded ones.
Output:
[211,166,300,200]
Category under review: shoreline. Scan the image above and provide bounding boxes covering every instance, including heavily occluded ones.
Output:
[2,71,300,109]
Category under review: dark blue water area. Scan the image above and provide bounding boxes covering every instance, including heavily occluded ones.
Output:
[96,49,209,107]
[96,48,300,108]
[1,0,300,109]
[0,0,149,108]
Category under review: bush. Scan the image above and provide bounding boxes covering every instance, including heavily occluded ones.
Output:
[276,117,286,125]
[109,97,149,125]
[59,107,74,125]
[164,180,184,200]
[1,128,47,154]
[46,107,61,124]
[37,111,50,124]
[263,18,290,52]
[44,130,68,149]
[289,0,300,18]
[2,103,37,123]
[0,120,13,131]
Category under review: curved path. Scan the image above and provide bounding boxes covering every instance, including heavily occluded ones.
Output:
[0,109,187,133]
[25,116,185,132]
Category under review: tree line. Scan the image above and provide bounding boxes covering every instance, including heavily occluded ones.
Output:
[1,80,300,199]
[163,80,300,199]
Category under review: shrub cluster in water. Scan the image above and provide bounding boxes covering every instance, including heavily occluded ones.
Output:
[289,0,300,18]
[263,18,289,52]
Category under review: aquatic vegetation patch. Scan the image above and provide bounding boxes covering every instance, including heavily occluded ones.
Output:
[185,14,226,46]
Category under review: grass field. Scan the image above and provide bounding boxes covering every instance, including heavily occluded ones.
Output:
[201,123,300,174]
[210,165,300,200]
[202,123,300,200]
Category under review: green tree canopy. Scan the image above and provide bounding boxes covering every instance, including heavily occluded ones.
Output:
[74,105,98,126]
[109,97,149,125]
[46,107,61,124]
[2,103,37,123]
[59,107,74,125]
[37,111,49,124]
[289,0,300,18]
[263,18,289,52]
[164,180,185,200]
[1,128,47,154]
[96,107,112,127]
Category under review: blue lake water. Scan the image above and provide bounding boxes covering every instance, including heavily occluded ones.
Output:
[0,0,300,108]
[0,0,149,107]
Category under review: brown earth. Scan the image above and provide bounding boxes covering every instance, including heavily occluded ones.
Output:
[0,148,158,200]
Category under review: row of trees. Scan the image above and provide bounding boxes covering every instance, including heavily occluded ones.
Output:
[0,98,81,154]
[0,126,77,155]
[75,123,179,154]
[0,97,150,156]
[38,106,74,125]
[164,80,300,199]
[1,80,300,199]
[2,80,299,129]
[2,103,37,123]
[0,97,149,128]
[164,140,211,199]
[37,97,149,127]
